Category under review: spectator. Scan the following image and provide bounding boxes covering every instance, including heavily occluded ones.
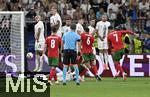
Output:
[80,0,91,14]
[139,0,149,11]
[26,6,36,19]
[88,8,96,21]
[99,0,109,12]
[67,3,75,19]
[59,0,68,16]
[96,7,106,21]
[73,6,83,21]
[115,8,126,27]
[0,0,6,11]
[107,0,119,13]
[145,10,150,32]
[61,7,71,23]
[107,8,116,27]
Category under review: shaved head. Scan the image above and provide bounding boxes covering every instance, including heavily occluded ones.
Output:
[35,15,41,22]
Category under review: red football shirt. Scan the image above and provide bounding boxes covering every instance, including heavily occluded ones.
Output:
[45,35,61,57]
[108,30,134,52]
[81,32,94,54]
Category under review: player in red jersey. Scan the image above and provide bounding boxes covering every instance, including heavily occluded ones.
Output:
[80,27,102,81]
[108,27,136,81]
[44,27,62,85]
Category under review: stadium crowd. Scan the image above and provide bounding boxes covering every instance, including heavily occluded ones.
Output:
[0,0,150,53]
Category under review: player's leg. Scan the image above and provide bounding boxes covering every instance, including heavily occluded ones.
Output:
[89,53,102,81]
[34,51,40,71]
[62,50,70,85]
[37,51,44,72]
[98,39,105,66]
[103,49,109,70]
[71,50,80,85]
[113,49,127,80]
[37,42,45,72]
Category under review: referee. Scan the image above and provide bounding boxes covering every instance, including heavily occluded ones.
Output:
[62,23,81,85]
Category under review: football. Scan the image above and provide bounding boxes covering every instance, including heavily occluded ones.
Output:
[26,52,33,59]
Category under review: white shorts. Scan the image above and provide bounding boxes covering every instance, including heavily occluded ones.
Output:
[35,41,45,51]
[97,38,108,50]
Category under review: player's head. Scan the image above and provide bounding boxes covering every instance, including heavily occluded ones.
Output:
[51,26,58,34]
[65,16,72,26]
[50,6,57,15]
[78,17,84,25]
[84,27,89,33]
[108,26,114,33]
[89,19,95,27]
[70,23,76,31]
[101,14,108,22]
[35,15,41,22]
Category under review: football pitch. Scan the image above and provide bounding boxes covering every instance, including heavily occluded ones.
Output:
[51,77,150,97]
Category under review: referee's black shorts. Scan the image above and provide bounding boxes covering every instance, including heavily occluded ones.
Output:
[63,49,77,65]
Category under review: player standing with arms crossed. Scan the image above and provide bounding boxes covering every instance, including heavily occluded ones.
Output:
[95,14,110,70]
[44,27,62,85]
[62,23,81,85]
[50,6,62,37]
[34,15,45,72]
[108,28,137,80]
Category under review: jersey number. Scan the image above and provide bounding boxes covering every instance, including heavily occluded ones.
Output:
[87,37,90,45]
[113,34,118,42]
[51,39,55,48]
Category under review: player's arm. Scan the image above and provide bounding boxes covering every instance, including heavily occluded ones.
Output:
[35,28,41,42]
[55,20,60,31]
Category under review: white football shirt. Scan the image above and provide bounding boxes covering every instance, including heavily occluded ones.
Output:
[96,21,110,38]
[50,13,62,37]
[34,21,45,42]
[76,23,84,34]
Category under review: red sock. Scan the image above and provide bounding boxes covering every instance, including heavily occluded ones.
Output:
[49,69,55,80]
[115,62,124,74]
[53,69,57,81]
[80,68,88,77]
[93,65,98,75]
[90,67,97,76]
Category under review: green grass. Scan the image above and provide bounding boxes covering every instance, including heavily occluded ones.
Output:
[51,77,150,97]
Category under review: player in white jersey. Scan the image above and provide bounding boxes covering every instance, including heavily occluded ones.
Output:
[50,6,62,37]
[95,14,111,70]
[34,15,45,72]
[76,17,84,35]
[62,17,71,34]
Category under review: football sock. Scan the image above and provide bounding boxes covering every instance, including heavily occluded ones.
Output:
[63,67,67,83]
[116,62,124,74]
[53,69,57,81]
[93,65,98,75]
[99,53,104,65]
[35,55,40,69]
[104,52,108,65]
[74,66,79,83]
[49,69,55,80]
[39,56,43,70]
[80,68,88,77]
[90,67,97,76]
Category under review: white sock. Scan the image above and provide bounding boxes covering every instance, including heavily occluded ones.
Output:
[99,53,104,65]
[104,52,108,65]
[35,55,40,69]
[39,56,43,70]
